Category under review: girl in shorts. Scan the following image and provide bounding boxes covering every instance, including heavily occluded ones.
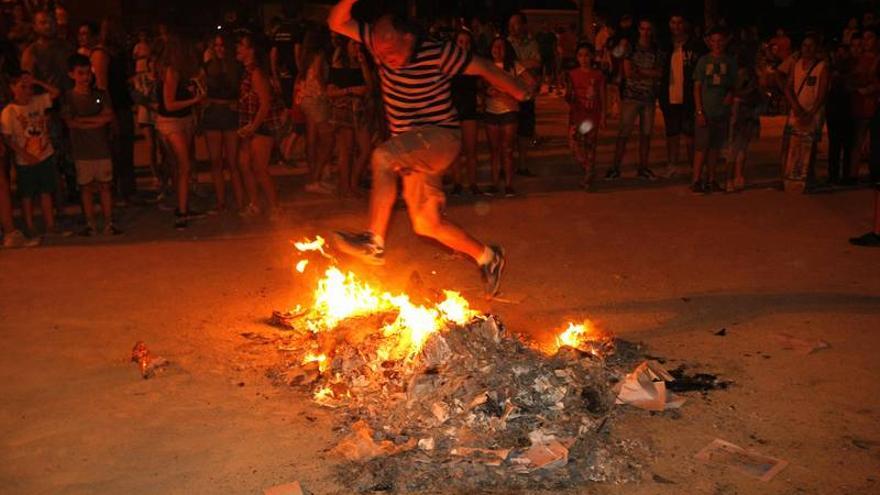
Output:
[565,42,606,190]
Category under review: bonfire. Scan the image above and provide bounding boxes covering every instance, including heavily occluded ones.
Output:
[263,237,641,492]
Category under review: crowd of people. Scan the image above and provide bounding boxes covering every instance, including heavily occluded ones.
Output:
[0,2,878,250]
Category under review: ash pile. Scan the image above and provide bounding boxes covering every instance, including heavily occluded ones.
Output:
[267,313,644,493]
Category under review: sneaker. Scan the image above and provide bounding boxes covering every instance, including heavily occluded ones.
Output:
[45,226,73,238]
[451,184,464,196]
[239,203,261,218]
[724,179,736,193]
[503,186,517,198]
[663,164,677,178]
[469,184,483,196]
[605,167,621,180]
[516,168,537,177]
[480,245,506,297]
[580,174,596,191]
[2,229,39,248]
[103,223,123,236]
[185,208,207,220]
[849,232,880,247]
[708,181,724,193]
[637,167,658,181]
[305,182,333,194]
[78,225,97,237]
[690,181,706,195]
[174,210,188,230]
[334,230,385,265]
[483,185,500,196]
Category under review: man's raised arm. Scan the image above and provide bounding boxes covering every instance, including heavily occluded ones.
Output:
[464,56,533,102]
[328,0,361,41]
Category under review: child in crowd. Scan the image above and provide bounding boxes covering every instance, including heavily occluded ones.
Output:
[727,56,762,192]
[565,42,606,190]
[62,54,120,236]
[0,71,67,237]
[692,28,737,194]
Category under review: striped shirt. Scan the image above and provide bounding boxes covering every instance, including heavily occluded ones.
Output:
[359,22,472,136]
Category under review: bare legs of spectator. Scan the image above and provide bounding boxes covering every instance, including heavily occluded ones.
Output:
[305,117,334,191]
[80,182,113,229]
[206,130,244,211]
[454,120,479,193]
[239,135,279,213]
[692,149,719,187]
[502,124,517,190]
[22,193,56,233]
[351,125,372,195]
[486,123,503,191]
[165,131,192,215]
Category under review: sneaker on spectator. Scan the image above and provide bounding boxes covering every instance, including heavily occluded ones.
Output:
[305,182,333,194]
[516,168,537,177]
[239,203,261,218]
[103,223,123,236]
[503,186,517,198]
[690,181,706,195]
[186,208,208,220]
[78,225,97,237]
[849,232,880,247]
[45,225,73,238]
[483,185,500,196]
[174,210,188,230]
[724,179,736,193]
[469,184,482,196]
[708,181,724,193]
[663,164,677,178]
[637,167,658,181]
[3,229,39,248]
[605,167,621,180]
[334,230,385,265]
[450,184,463,196]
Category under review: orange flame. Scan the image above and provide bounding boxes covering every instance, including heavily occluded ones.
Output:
[556,321,599,351]
[302,352,329,372]
[295,259,309,273]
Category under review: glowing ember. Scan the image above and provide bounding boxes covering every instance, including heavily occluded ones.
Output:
[294,235,327,254]
[313,386,334,402]
[295,259,309,273]
[556,321,600,351]
[302,352,328,372]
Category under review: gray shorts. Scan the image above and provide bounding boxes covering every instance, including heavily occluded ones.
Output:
[618,99,656,138]
[75,158,113,185]
[694,116,730,151]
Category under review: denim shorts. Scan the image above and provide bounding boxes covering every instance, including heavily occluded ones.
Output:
[618,99,656,138]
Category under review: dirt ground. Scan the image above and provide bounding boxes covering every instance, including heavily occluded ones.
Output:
[1,94,879,495]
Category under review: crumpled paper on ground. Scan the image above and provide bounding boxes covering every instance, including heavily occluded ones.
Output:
[331,420,417,461]
[615,360,686,411]
[510,430,573,473]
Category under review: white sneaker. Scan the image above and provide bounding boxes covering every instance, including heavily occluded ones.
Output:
[3,230,40,248]
[305,182,333,195]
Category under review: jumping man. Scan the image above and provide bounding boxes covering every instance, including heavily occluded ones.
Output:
[328,1,533,296]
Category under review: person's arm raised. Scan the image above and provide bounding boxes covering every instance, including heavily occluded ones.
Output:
[464,55,531,102]
[328,0,361,41]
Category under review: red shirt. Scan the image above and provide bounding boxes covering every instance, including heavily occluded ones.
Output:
[568,68,605,124]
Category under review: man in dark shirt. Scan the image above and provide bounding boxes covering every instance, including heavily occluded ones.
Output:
[270,11,304,110]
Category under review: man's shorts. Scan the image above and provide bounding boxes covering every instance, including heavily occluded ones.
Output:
[694,116,730,151]
[618,99,656,138]
[517,99,536,138]
[374,126,461,215]
[15,155,57,198]
[660,103,695,137]
[75,158,113,186]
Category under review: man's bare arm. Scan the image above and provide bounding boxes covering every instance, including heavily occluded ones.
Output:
[464,56,531,102]
[328,0,361,41]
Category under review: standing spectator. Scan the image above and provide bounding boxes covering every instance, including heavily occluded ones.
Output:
[769,28,792,62]
[727,53,762,192]
[659,13,702,177]
[535,24,556,92]
[507,12,541,177]
[93,17,135,204]
[843,17,860,45]
[202,33,244,212]
[826,40,856,186]
[132,29,151,75]
[270,9,304,115]
[0,71,65,236]
[327,37,373,197]
[608,19,662,180]
[692,28,737,193]
[298,28,333,194]
[62,54,120,236]
[21,10,72,91]
[451,30,482,196]
[1,138,39,247]
[235,31,282,218]
[7,3,33,55]
[565,42,605,190]
[849,28,879,184]
[156,34,205,229]
[484,37,530,196]
[54,4,72,45]
[782,34,828,193]
[75,21,97,57]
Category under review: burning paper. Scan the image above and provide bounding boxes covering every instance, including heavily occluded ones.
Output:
[615,360,686,411]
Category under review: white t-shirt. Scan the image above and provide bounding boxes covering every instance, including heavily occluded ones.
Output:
[792,59,826,113]
[485,62,526,115]
[1,93,54,165]
[668,42,685,104]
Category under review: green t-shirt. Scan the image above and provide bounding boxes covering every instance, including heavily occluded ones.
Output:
[693,54,737,118]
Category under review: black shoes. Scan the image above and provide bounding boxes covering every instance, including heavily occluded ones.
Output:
[849,232,880,247]
[334,231,386,265]
[605,167,621,180]
[480,245,506,297]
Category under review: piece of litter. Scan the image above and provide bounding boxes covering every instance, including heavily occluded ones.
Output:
[714,328,727,336]
[451,447,511,466]
[263,480,307,495]
[773,333,830,355]
[615,360,686,411]
[694,438,788,482]
[130,341,170,379]
[331,420,417,461]
[511,432,571,472]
